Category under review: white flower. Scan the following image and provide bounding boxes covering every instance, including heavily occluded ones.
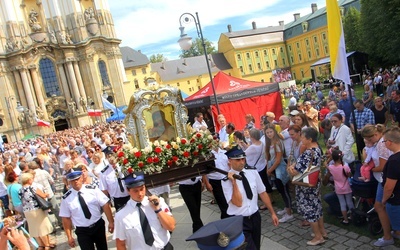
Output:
[207,135,213,140]
[160,140,167,146]
[153,141,160,147]
[144,146,152,153]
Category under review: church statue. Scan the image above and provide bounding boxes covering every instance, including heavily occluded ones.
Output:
[68,99,77,115]
[29,9,42,32]
[79,96,87,112]
[36,106,45,119]
[84,7,95,21]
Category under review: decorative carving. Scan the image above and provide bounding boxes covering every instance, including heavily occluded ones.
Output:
[87,96,94,106]
[5,39,15,52]
[45,96,67,114]
[59,32,73,45]
[49,30,57,44]
[84,7,95,21]
[36,106,45,119]
[68,99,77,116]
[29,9,42,32]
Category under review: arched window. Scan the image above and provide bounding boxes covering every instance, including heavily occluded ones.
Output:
[98,60,111,86]
[39,58,61,97]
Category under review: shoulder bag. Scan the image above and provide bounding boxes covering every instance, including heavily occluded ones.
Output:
[292,150,320,188]
[29,187,52,210]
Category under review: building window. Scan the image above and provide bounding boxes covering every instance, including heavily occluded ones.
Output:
[296,42,300,49]
[301,69,304,78]
[288,45,292,52]
[305,39,309,46]
[282,58,286,66]
[316,48,320,57]
[134,79,139,88]
[257,63,262,70]
[187,80,190,85]
[246,52,250,59]
[298,54,302,61]
[240,66,243,73]
[98,60,111,87]
[142,68,147,74]
[280,47,283,53]
[322,33,326,40]
[237,54,241,60]
[39,58,61,97]
[263,50,267,56]
[248,64,253,71]
[324,46,328,54]
[274,60,278,67]
[314,36,317,43]
[272,48,276,54]
[255,51,259,57]
[131,69,136,76]
[198,86,201,90]
[290,56,294,64]
[308,51,312,59]
[266,61,270,68]
[177,82,180,86]
[196,78,200,83]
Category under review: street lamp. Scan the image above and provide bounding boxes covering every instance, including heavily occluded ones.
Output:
[178,12,220,114]
[16,102,34,135]
[4,96,18,141]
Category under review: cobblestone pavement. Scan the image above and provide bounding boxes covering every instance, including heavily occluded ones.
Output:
[50,183,399,249]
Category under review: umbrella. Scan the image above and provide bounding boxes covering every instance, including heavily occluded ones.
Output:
[21,133,41,140]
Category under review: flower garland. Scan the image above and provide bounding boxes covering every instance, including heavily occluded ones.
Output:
[117,131,218,175]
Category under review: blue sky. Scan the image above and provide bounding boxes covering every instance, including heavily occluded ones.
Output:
[109,0,326,60]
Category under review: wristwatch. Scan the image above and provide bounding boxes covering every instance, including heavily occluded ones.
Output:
[154,208,162,214]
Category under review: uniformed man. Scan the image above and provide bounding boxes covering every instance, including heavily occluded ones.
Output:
[99,154,130,211]
[222,146,279,250]
[59,170,114,250]
[113,172,176,250]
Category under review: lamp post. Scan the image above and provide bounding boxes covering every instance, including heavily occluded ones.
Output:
[4,96,18,141]
[178,12,220,114]
[16,102,34,136]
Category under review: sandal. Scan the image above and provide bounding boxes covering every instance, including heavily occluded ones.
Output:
[300,220,310,227]
[49,244,57,248]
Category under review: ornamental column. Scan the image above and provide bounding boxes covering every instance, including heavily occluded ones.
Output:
[19,68,36,114]
[29,66,48,120]
[73,61,87,102]
[57,63,72,101]
[12,70,27,107]
[66,61,81,111]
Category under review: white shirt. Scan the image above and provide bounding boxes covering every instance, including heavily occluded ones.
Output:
[99,165,129,198]
[329,124,355,164]
[192,120,208,131]
[178,176,201,185]
[289,96,297,106]
[222,168,265,216]
[207,149,229,180]
[113,198,171,250]
[218,126,228,144]
[244,143,266,172]
[280,128,292,158]
[59,185,109,227]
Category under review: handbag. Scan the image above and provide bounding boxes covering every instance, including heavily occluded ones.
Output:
[29,187,52,210]
[292,150,320,187]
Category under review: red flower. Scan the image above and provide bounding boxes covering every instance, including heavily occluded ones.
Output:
[123,158,129,164]
[181,138,187,144]
[197,144,203,150]
[167,160,173,166]
[134,151,142,158]
[166,144,171,149]
[193,151,199,156]
[196,133,202,138]
[154,147,162,154]
[172,156,178,162]
[153,157,159,163]
[213,135,218,140]
[118,151,124,158]
[147,157,153,163]
[190,138,195,143]
[138,162,144,168]
[127,167,133,174]
[183,151,190,158]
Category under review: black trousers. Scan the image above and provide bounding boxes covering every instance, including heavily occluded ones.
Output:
[113,196,130,212]
[258,167,272,193]
[75,218,107,250]
[242,211,262,250]
[179,181,204,233]
[209,179,230,219]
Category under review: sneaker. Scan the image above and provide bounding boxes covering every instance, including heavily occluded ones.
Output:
[279,214,294,223]
[373,237,394,247]
[277,209,287,215]
[392,231,400,240]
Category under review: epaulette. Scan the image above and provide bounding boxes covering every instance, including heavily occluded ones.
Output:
[244,165,256,170]
[85,185,95,189]
[116,202,127,213]
[62,190,72,199]
[101,165,109,173]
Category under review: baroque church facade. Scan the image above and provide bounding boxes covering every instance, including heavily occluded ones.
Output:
[0,0,127,142]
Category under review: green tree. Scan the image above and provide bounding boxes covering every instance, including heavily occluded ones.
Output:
[179,38,217,58]
[343,7,362,52]
[360,0,400,66]
[149,54,167,63]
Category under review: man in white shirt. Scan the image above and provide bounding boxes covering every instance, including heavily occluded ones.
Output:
[217,115,228,147]
[192,113,208,131]
[279,115,292,157]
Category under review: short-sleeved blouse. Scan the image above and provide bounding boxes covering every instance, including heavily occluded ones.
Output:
[18,183,44,212]
[373,137,392,182]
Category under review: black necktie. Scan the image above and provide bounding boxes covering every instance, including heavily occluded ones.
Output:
[115,169,125,192]
[239,171,253,200]
[137,203,155,246]
[78,191,92,219]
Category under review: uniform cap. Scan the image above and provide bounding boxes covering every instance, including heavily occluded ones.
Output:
[186,216,245,250]
[224,146,246,159]
[123,171,145,188]
[290,110,300,116]
[66,171,82,180]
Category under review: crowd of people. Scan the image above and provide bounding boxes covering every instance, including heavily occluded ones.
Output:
[0,68,399,249]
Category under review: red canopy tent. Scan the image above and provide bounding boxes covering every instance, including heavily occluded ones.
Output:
[185,72,283,131]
